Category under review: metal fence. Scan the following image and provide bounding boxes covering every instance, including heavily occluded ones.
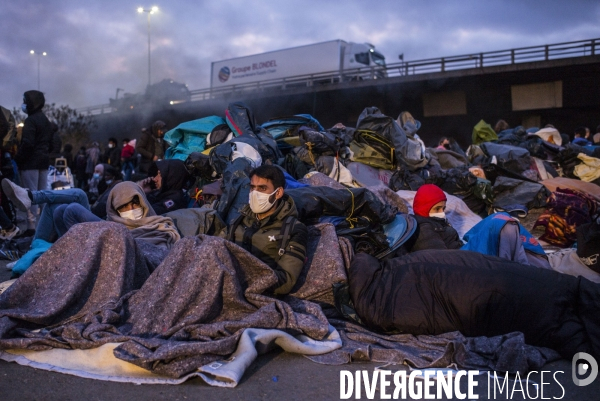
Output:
[78,38,599,115]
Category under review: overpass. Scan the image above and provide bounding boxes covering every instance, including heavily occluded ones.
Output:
[87,38,600,148]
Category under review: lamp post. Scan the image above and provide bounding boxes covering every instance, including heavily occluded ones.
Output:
[137,6,158,88]
[30,50,47,91]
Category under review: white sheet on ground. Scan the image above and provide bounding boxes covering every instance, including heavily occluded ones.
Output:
[0,325,342,388]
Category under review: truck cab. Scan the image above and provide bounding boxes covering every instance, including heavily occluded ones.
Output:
[343,42,387,80]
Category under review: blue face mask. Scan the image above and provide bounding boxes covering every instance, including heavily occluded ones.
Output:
[93,173,100,179]
[21,103,28,114]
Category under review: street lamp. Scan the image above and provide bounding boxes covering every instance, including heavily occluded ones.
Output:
[137,6,158,88]
[30,50,47,91]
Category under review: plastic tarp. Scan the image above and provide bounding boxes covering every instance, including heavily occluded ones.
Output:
[471,119,498,145]
[286,186,397,225]
[261,114,324,139]
[492,176,550,209]
[164,116,226,161]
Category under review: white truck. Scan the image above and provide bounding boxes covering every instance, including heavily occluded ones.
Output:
[210,40,386,90]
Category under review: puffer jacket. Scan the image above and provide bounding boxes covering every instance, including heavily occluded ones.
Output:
[407,214,464,252]
[16,90,53,170]
[225,194,308,295]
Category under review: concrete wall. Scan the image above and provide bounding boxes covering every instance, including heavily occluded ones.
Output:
[90,55,600,151]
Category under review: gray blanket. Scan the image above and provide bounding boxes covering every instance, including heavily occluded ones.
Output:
[0,221,559,381]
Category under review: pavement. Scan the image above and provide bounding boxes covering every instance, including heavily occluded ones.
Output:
[0,240,599,400]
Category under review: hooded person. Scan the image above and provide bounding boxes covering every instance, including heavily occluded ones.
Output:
[404,184,465,252]
[136,120,167,173]
[106,181,180,250]
[3,180,180,277]
[15,90,54,232]
[90,163,123,218]
[138,159,190,215]
[221,165,308,295]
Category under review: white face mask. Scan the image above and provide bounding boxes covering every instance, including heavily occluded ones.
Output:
[249,188,279,214]
[108,143,115,148]
[119,207,144,220]
[429,212,446,220]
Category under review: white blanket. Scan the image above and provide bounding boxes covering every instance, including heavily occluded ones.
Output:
[0,325,342,388]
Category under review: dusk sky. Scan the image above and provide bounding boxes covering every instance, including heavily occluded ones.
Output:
[2,0,600,110]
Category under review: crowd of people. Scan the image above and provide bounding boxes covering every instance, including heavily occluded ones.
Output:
[0,92,599,380]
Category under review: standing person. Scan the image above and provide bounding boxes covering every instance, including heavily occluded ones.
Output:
[74,146,87,189]
[14,90,53,234]
[102,137,121,170]
[60,143,74,169]
[121,138,135,181]
[85,141,101,183]
[136,121,167,174]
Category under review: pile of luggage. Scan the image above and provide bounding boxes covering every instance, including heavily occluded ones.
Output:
[164,101,600,255]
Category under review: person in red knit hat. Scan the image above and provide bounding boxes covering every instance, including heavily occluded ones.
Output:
[403,184,550,269]
[404,184,464,252]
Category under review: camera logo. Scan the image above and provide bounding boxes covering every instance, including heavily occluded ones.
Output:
[572,352,598,386]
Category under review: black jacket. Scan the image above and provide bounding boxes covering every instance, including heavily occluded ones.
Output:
[146,159,189,215]
[406,215,464,252]
[102,146,121,169]
[16,90,53,170]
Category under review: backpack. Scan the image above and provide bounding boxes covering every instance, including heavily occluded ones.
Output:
[349,129,395,170]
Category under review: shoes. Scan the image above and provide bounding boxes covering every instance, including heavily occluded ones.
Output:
[5,260,17,270]
[2,179,32,212]
[22,228,36,237]
[0,225,20,241]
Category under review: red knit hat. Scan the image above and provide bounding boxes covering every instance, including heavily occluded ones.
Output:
[413,184,447,217]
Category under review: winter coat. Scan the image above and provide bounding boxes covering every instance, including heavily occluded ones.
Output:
[15,90,53,170]
[85,144,101,175]
[136,130,166,173]
[224,194,308,295]
[102,146,121,169]
[406,215,464,252]
[348,250,600,360]
[146,159,189,215]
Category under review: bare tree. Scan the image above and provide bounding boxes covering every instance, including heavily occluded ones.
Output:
[12,103,97,150]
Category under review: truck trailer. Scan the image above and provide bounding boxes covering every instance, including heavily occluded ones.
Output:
[210,40,386,90]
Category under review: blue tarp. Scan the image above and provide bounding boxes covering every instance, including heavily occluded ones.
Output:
[164,116,226,161]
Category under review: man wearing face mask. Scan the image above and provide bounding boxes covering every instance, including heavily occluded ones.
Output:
[14,90,54,234]
[102,137,121,170]
[224,165,308,295]
[89,164,122,219]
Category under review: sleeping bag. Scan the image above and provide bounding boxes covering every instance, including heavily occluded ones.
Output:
[348,250,600,360]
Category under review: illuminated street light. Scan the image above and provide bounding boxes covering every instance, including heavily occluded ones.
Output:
[137,6,159,88]
[30,50,47,91]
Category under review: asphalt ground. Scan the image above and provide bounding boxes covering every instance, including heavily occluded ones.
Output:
[1,259,599,400]
[0,205,598,401]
